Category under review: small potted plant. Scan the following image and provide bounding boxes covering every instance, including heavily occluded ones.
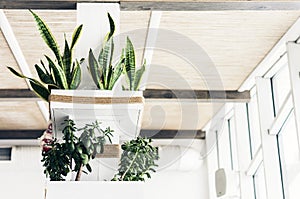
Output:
[41,119,114,181]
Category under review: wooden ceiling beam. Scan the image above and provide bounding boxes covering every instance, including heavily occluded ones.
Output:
[0,89,250,102]
[0,89,39,101]
[0,1,300,11]
[144,89,250,102]
[0,129,205,139]
[140,129,205,139]
[0,130,44,139]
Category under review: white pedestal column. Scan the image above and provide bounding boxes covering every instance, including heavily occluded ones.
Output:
[76,3,120,89]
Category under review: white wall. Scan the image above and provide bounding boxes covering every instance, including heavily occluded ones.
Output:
[0,146,45,199]
[0,143,209,199]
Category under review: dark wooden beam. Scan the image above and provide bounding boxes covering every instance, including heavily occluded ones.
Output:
[1,1,300,11]
[140,129,205,139]
[0,89,250,102]
[0,0,77,9]
[121,2,300,11]
[0,130,44,139]
[0,89,39,101]
[0,129,205,139]
[143,89,250,102]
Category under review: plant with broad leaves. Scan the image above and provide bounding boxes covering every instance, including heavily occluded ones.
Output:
[112,137,159,181]
[88,13,124,90]
[41,119,113,181]
[122,37,146,91]
[7,10,83,101]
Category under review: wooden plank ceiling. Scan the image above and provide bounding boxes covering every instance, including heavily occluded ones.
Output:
[1,9,300,131]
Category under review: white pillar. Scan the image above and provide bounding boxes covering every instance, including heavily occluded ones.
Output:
[256,77,284,199]
[75,2,120,181]
[76,3,120,89]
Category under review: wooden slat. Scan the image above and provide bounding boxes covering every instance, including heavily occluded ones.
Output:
[1,1,300,10]
[96,144,121,158]
[0,89,250,102]
[49,95,144,104]
[0,129,205,139]
[144,89,250,102]
[140,129,205,139]
[0,89,38,101]
[0,130,43,139]
[121,1,300,11]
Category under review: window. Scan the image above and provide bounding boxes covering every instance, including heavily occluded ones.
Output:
[0,148,12,161]
[217,117,238,170]
[277,111,300,199]
[247,90,262,157]
[254,163,267,199]
[272,64,291,115]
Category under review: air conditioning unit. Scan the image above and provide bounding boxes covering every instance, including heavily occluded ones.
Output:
[215,168,240,198]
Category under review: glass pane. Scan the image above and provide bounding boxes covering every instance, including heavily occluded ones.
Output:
[272,64,291,114]
[218,120,231,169]
[0,148,11,161]
[228,118,239,170]
[278,111,300,199]
[248,93,262,156]
[254,163,267,199]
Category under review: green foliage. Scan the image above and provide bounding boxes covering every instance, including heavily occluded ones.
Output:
[123,37,146,91]
[7,10,83,101]
[87,13,124,90]
[41,119,113,181]
[112,137,159,181]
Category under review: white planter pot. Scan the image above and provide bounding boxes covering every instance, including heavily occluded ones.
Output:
[49,89,144,143]
[46,181,145,199]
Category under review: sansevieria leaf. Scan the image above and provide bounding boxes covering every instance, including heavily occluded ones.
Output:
[70,24,83,49]
[107,13,115,40]
[29,80,50,101]
[45,56,68,89]
[133,61,146,91]
[62,39,72,84]
[88,49,102,89]
[98,38,114,89]
[29,10,63,68]
[7,67,50,101]
[108,59,124,90]
[69,60,81,89]
[125,37,136,90]
[35,64,55,85]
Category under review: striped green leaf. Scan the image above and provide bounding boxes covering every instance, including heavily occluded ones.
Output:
[98,38,114,89]
[45,56,68,89]
[35,64,55,85]
[125,37,136,90]
[70,24,83,49]
[62,39,72,85]
[88,49,102,89]
[29,80,50,101]
[107,13,115,40]
[69,60,81,89]
[29,10,63,68]
[108,58,124,90]
[133,61,146,91]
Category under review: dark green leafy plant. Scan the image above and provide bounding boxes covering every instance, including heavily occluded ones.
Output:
[88,13,124,90]
[123,37,146,91]
[41,119,113,181]
[112,137,159,181]
[7,10,83,101]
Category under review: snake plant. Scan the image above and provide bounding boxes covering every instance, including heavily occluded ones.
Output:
[87,13,124,90]
[123,37,146,91]
[7,10,83,101]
